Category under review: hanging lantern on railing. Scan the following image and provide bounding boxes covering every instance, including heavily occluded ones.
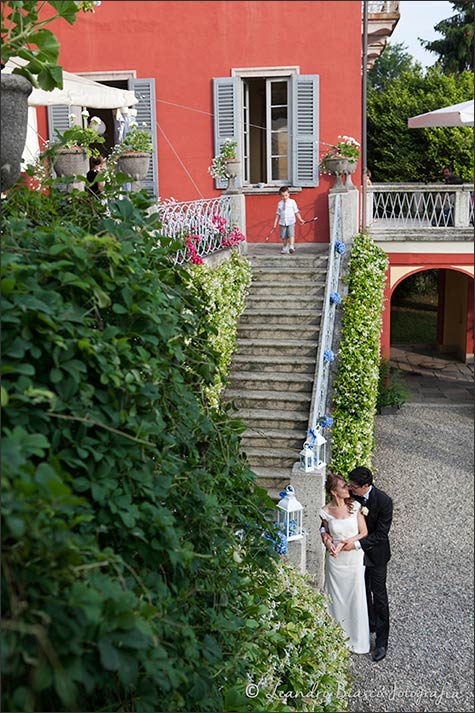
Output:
[276,485,303,542]
[299,441,314,472]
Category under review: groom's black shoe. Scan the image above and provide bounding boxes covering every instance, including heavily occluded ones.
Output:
[372,646,387,662]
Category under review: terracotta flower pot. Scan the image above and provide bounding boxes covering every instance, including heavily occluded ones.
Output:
[0,73,33,192]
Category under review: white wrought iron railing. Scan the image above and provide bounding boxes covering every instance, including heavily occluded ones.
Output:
[367,183,474,229]
[156,195,233,264]
[306,193,345,455]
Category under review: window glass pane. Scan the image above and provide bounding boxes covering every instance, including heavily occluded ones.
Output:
[271,106,287,131]
[271,132,288,155]
[272,156,288,181]
[271,81,287,106]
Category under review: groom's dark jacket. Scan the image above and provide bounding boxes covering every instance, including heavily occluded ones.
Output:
[355,486,393,567]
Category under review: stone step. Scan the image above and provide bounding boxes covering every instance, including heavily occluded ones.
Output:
[249,281,324,296]
[243,445,300,468]
[251,466,296,496]
[239,308,321,326]
[230,371,313,393]
[231,354,315,374]
[235,337,318,357]
[225,388,311,411]
[234,408,309,431]
[251,267,327,282]
[242,427,305,450]
[245,294,325,309]
[237,323,319,340]
[247,254,328,269]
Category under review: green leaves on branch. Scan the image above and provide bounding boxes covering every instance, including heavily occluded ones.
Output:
[1,184,349,712]
[1,1,99,89]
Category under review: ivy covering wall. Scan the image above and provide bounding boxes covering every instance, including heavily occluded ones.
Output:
[329,233,389,476]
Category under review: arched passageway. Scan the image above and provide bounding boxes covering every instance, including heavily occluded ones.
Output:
[390,267,473,363]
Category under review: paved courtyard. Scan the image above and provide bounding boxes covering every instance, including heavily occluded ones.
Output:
[348,349,474,712]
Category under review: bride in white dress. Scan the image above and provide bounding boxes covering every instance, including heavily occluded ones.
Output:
[320,473,370,654]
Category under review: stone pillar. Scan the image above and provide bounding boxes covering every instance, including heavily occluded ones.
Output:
[454,188,470,227]
[283,533,307,574]
[290,464,326,588]
[329,187,359,241]
[225,190,247,255]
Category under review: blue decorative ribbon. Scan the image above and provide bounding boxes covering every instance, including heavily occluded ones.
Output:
[323,349,335,362]
[320,415,334,428]
[330,291,341,304]
[334,240,346,254]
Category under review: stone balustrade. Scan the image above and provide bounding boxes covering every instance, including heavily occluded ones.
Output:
[367,183,474,237]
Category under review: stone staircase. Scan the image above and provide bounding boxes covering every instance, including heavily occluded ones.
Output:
[226,245,329,500]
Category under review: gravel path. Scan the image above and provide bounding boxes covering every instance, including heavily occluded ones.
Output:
[348,403,474,713]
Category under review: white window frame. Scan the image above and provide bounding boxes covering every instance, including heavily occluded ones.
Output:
[232,67,299,187]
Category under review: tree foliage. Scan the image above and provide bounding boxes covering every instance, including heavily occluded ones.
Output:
[420,0,475,74]
[368,42,418,91]
[1,179,350,712]
[367,60,474,182]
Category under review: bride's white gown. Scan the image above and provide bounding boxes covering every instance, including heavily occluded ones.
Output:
[320,501,370,654]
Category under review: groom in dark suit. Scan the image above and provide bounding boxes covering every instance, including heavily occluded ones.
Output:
[345,466,393,662]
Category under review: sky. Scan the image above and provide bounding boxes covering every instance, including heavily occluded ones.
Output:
[389,1,454,67]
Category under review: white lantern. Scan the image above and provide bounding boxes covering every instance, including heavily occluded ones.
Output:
[299,441,314,472]
[276,485,303,541]
[312,430,327,469]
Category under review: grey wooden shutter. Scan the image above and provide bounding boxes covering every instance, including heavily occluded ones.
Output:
[129,78,158,197]
[47,105,71,143]
[47,105,72,182]
[291,74,319,187]
[213,77,240,189]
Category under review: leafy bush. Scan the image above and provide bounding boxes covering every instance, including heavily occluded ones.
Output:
[1,183,350,712]
[330,233,388,475]
[230,563,351,713]
[376,358,411,410]
[190,251,252,407]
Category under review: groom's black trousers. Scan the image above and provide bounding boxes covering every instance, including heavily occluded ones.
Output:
[365,564,389,648]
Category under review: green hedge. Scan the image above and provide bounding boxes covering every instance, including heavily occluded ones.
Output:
[190,251,252,408]
[1,182,350,712]
[330,233,388,475]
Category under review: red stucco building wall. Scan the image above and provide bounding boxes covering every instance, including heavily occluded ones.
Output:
[40,0,363,244]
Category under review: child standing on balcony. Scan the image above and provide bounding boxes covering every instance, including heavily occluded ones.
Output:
[273,186,305,254]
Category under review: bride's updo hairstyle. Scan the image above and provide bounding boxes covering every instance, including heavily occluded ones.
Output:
[325,472,354,514]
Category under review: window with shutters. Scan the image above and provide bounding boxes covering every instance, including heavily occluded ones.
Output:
[243,77,289,185]
[47,72,158,197]
[214,70,319,189]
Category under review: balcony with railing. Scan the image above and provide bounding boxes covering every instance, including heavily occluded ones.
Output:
[367,183,474,239]
[365,1,401,69]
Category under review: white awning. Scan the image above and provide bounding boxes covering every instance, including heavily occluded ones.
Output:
[408,100,474,128]
[4,58,138,109]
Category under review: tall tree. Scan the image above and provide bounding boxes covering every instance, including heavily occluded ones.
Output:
[367,64,474,182]
[420,0,475,74]
[368,42,418,91]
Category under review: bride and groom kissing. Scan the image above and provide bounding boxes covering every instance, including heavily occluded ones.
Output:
[320,466,393,661]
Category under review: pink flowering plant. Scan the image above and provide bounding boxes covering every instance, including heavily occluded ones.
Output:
[320,135,360,173]
[182,216,245,264]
